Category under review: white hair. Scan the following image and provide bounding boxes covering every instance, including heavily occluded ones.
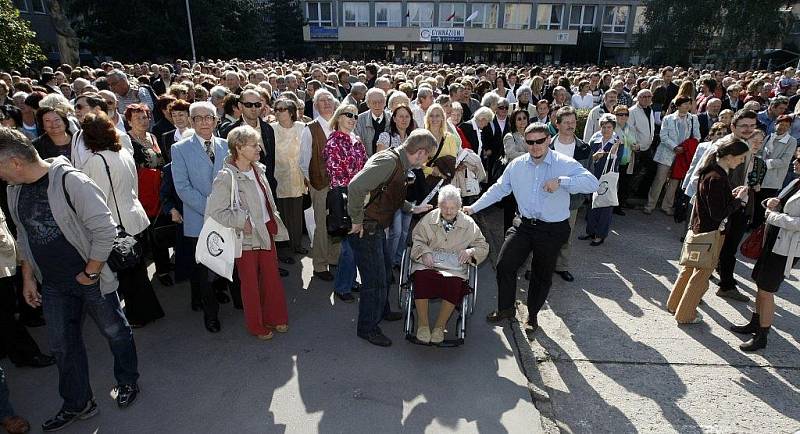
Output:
[313,89,338,107]
[365,87,386,103]
[472,106,495,123]
[210,85,229,99]
[437,184,462,206]
[189,101,216,117]
[481,92,502,108]
[515,85,532,99]
[39,93,74,114]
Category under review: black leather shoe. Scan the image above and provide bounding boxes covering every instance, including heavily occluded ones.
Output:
[555,270,574,282]
[294,247,309,255]
[216,291,231,304]
[204,318,221,333]
[613,207,626,216]
[524,320,538,340]
[279,256,296,265]
[42,399,97,432]
[358,331,392,347]
[384,311,403,321]
[336,292,356,303]
[279,268,289,277]
[351,283,362,293]
[313,270,334,281]
[590,238,605,246]
[13,353,56,368]
[156,273,174,287]
[112,384,139,408]
[578,234,594,241]
[486,308,516,323]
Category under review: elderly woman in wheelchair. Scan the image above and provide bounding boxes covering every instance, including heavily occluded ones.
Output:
[409,185,489,344]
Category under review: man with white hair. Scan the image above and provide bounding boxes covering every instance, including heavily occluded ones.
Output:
[355,88,389,157]
[209,85,229,119]
[698,98,722,140]
[412,86,434,128]
[170,101,229,333]
[300,90,341,281]
[344,82,367,110]
[223,70,243,94]
[104,69,154,115]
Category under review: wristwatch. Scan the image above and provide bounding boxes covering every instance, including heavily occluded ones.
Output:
[83,271,101,281]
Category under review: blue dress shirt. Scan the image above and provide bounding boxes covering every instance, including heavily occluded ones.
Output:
[471,149,599,222]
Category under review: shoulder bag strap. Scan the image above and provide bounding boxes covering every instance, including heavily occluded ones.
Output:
[95,153,126,232]
[426,136,446,167]
[223,168,240,210]
[366,149,401,208]
[62,169,79,214]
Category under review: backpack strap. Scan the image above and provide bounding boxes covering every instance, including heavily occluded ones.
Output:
[61,169,81,214]
[366,148,401,208]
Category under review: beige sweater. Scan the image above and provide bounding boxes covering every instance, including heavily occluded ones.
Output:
[410,209,489,280]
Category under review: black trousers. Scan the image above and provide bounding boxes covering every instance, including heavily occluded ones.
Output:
[502,195,518,234]
[495,219,571,317]
[184,237,218,319]
[717,210,748,290]
[0,276,43,364]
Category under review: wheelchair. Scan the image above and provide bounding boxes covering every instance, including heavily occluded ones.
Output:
[397,245,478,347]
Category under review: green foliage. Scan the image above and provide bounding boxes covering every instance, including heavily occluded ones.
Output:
[636,0,791,65]
[64,0,270,62]
[0,0,46,70]
[264,0,305,58]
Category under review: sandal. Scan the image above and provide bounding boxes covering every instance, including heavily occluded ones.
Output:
[257,331,274,340]
[274,324,289,333]
[2,416,30,434]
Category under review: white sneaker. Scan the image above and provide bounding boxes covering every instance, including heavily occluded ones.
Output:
[416,326,431,343]
[680,312,703,325]
[430,327,444,344]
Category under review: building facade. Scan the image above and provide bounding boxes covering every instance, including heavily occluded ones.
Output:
[12,0,60,63]
[300,0,646,64]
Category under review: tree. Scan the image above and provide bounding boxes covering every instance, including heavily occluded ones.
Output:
[264,0,306,59]
[636,0,791,66]
[0,0,46,71]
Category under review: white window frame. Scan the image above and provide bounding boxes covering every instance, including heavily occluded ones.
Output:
[343,2,370,27]
[13,0,28,13]
[602,5,629,34]
[439,3,466,27]
[536,4,564,30]
[568,5,596,32]
[469,3,499,29]
[375,2,402,27]
[407,2,435,27]
[306,2,334,27]
[503,3,531,30]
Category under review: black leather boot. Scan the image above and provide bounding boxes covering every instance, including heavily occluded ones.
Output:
[729,312,760,335]
[740,327,769,352]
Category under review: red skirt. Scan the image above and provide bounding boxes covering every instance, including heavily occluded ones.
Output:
[412,269,470,305]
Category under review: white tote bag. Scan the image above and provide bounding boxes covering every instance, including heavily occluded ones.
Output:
[195,169,242,281]
[591,153,619,209]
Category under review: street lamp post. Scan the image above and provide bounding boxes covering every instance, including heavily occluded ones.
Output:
[185,0,197,64]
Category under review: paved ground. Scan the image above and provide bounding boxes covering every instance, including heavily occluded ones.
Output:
[4,241,540,433]
[499,208,800,434]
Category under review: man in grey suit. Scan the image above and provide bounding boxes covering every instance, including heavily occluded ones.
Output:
[354,88,390,157]
[170,101,229,333]
[344,82,367,112]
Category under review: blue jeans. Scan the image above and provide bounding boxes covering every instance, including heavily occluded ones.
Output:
[333,237,357,294]
[350,225,393,336]
[0,366,14,420]
[42,281,139,412]
[387,209,412,266]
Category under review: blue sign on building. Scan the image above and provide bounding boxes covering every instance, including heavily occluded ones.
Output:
[310,26,339,40]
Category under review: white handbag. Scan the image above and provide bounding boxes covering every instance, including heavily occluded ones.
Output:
[591,153,619,209]
[195,169,243,282]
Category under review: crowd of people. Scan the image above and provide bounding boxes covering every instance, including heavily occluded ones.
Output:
[1,58,800,432]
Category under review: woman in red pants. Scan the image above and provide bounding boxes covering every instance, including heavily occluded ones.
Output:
[207,125,289,340]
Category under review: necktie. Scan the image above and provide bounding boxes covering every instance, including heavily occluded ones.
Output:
[204,140,215,163]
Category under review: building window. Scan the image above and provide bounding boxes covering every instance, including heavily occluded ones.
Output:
[503,4,531,30]
[30,0,45,13]
[306,2,333,27]
[602,5,629,34]
[439,3,466,27]
[468,3,498,28]
[407,2,434,27]
[375,2,402,27]
[13,0,27,13]
[569,5,595,32]
[632,6,647,33]
[343,2,369,27]
[536,4,564,30]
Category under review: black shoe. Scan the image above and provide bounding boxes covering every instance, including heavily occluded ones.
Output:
[112,384,139,409]
[590,238,605,246]
[578,234,594,241]
[740,327,769,352]
[730,312,760,335]
[279,268,289,277]
[351,283,362,293]
[313,270,334,281]
[486,308,516,323]
[204,317,221,333]
[20,316,45,328]
[42,399,98,432]
[613,207,626,216]
[384,311,403,321]
[555,270,574,282]
[13,353,56,368]
[335,292,356,303]
[716,287,749,302]
[294,247,309,255]
[524,320,538,340]
[358,331,392,347]
[216,291,231,304]
[156,273,174,287]
[279,256,296,265]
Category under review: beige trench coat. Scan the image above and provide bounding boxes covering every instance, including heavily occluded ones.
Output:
[410,209,489,280]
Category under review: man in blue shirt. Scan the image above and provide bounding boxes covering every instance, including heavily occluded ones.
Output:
[465,123,598,336]
[757,96,788,136]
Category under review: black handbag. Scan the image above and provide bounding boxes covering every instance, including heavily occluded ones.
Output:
[325,186,351,237]
[92,154,143,272]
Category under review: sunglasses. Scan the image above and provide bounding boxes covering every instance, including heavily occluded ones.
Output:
[525,137,549,146]
[341,112,357,119]
[616,113,629,117]
[240,101,263,108]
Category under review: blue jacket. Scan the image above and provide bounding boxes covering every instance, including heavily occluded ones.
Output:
[170,134,229,237]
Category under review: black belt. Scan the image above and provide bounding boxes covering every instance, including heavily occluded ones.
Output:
[519,216,568,226]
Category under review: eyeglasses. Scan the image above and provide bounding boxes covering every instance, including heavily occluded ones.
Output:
[497,106,509,110]
[240,101,263,109]
[192,115,216,123]
[275,107,289,112]
[525,137,549,146]
[616,113,629,117]
[341,112,357,119]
